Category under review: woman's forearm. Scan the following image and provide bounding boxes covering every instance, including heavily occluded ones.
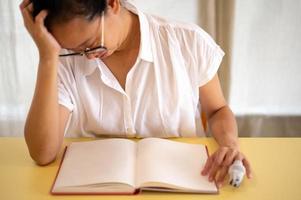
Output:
[24,57,62,165]
[208,105,239,148]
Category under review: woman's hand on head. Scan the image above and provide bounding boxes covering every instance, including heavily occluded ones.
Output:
[20,0,61,59]
[201,145,252,188]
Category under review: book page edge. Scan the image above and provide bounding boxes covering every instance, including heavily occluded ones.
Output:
[50,146,68,195]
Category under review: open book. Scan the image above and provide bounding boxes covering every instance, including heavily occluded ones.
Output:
[51,138,218,195]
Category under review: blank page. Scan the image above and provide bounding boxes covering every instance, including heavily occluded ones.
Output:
[53,139,137,189]
[136,138,217,192]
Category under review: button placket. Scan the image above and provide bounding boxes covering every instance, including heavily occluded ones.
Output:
[123,94,136,137]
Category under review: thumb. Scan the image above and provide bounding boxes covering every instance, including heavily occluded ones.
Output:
[35,10,49,25]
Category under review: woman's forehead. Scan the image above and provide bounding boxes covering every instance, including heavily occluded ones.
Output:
[50,17,101,49]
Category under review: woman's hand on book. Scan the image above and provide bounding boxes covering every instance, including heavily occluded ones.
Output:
[20,0,61,60]
[201,146,252,188]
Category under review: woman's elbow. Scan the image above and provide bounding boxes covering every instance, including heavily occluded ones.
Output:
[25,134,59,166]
[29,149,58,166]
[24,129,61,166]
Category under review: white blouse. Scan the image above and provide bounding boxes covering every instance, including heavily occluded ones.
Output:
[57,1,225,138]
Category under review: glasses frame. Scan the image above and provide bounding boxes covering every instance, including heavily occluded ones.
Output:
[59,11,107,57]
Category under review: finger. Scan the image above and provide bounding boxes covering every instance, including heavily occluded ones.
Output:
[208,163,220,182]
[27,2,34,13]
[21,4,34,28]
[22,3,34,21]
[217,165,228,187]
[222,148,237,166]
[234,152,244,161]
[201,155,214,175]
[35,9,48,25]
[242,157,252,179]
[19,0,31,10]
[208,148,227,181]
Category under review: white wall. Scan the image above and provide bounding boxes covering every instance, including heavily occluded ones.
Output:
[0,0,38,136]
[134,0,199,24]
[230,0,301,116]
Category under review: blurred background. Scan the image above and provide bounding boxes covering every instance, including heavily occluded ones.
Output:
[0,0,300,137]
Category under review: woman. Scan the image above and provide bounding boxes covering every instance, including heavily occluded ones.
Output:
[20,0,252,187]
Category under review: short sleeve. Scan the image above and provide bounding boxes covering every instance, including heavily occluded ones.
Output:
[193,27,225,87]
[57,61,74,112]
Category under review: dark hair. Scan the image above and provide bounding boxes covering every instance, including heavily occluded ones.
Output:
[32,0,107,27]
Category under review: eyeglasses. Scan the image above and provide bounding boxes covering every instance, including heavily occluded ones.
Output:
[59,12,107,57]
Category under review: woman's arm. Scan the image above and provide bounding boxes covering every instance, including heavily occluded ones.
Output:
[24,59,70,166]
[199,74,252,187]
[20,0,70,165]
